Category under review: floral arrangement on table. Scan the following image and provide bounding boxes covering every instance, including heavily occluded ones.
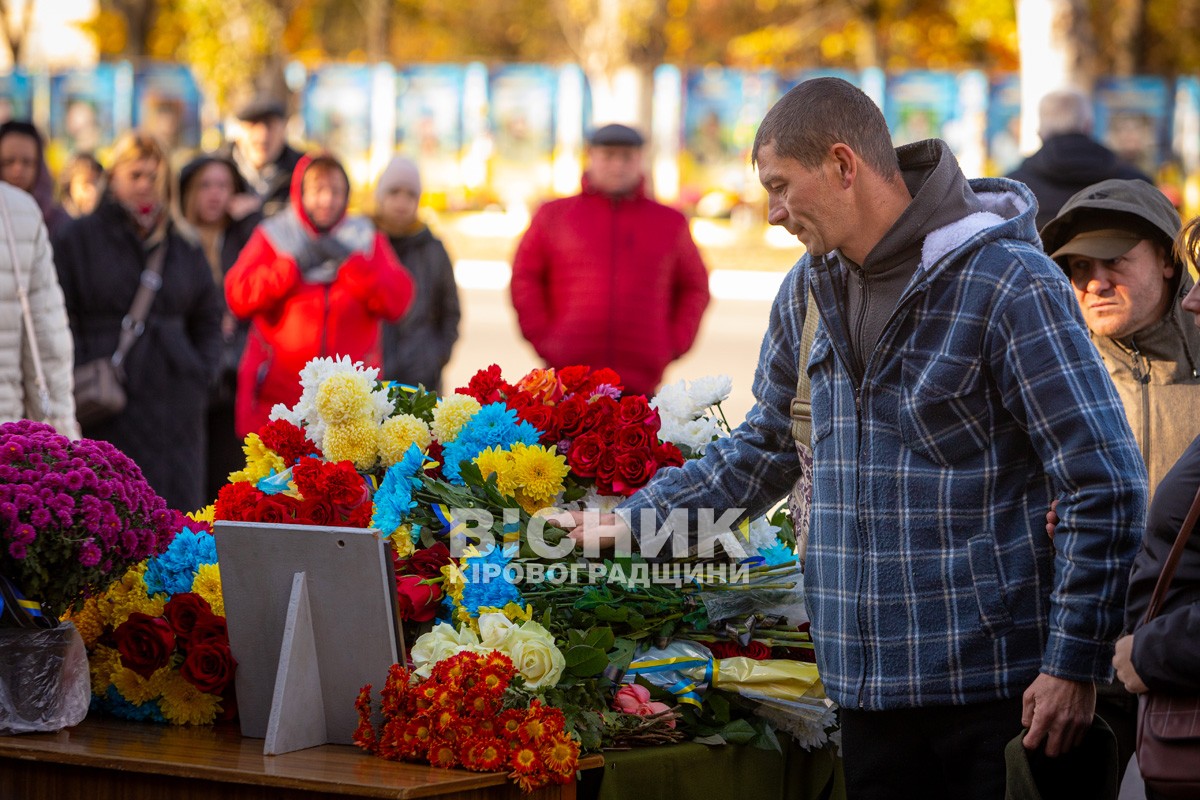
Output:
[207,357,836,791]
[65,511,237,725]
[0,420,181,620]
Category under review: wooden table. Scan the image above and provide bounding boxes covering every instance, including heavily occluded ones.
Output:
[0,717,604,800]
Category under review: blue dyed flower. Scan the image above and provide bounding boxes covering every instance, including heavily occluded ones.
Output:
[102,686,166,723]
[441,403,539,484]
[143,527,217,598]
[459,544,523,618]
[758,538,796,567]
[371,444,425,534]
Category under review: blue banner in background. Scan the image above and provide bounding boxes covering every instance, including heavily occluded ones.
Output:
[133,63,202,151]
[49,64,125,154]
[885,71,959,147]
[396,64,467,197]
[0,71,31,123]
[488,64,557,205]
[1094,76,1171,177]
[987,74,1023,175]
[301,64,375,164]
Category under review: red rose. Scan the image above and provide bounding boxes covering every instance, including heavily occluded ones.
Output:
[517,404,556,441]
[566,433,605,478]
[253,493,298,524]
[557,365,592,394]
[505,391,536,412]
[554,395,590,439]
[582,396,619,433]
[594,451,619,494]
[706,641,735,659]
[214,481,263,522]
[617,396,659,428]
[406,542,452,579]
[612,448,657,495]
[653,441,685,469]
[162,592,214,646]
[180,641,237,695]
[190,617,230,649]
[614,423,652,451]
[297,498,336,526]
[113,612,176,678]
[739,641,772,660]
[396,575,442,622]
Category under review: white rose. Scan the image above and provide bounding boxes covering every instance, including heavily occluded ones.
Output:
[477,612,516,649]
[499,621,565,689]
[409,623,481,678]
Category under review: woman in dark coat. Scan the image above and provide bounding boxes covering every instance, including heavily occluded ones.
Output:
[178,154,262,500]
[53,132,222,511]
[373,156,460,392]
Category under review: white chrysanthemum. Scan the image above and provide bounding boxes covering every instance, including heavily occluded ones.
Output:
[431,393,482,443]
[650,380,703,423]
[660,415,724,454]
[268,402,304,429]
[688,375,733,408]
[575,487,624,514]
[746,515,782,554]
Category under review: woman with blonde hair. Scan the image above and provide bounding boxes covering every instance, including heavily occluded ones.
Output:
[52,131,222,510]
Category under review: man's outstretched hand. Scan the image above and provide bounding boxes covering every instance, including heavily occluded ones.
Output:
[542,510,632,557]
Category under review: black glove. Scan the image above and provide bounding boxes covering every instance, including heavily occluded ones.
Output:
[313,234,353,264]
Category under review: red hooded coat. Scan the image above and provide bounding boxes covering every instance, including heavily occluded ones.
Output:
[509,176,710,397]
[225,154,413,435]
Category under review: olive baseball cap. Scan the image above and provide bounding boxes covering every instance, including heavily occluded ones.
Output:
[1040,179,1181,265]
[1049,227,1143,261]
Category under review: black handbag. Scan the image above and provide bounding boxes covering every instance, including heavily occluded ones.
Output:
[1135,483,1200,799]
[72,243,166,427]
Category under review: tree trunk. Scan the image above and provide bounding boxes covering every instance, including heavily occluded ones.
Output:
[1110,0,1146,76]
[1015,0,1097,154]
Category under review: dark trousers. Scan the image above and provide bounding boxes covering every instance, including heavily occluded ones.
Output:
[840,697,1024,800]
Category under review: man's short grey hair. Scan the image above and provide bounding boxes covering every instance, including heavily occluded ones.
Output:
[1038,89,1094,139]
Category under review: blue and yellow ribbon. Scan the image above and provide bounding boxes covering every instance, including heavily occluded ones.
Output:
[625,656,717,708]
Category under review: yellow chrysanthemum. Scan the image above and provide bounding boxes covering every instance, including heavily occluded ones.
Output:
[88,645,122,696]
[509,443,569,505]
[112,665,170,705]
[474,446,517,496]
[188,505,215,524]
[158,672,221,725]
[315,372,374,425]
[440,562,466,604]
[192,563,224,617]
[378,414,433,466]
[64,597,104,648]
[430,394,481,443]
[322,418,379,470]
[228,433,286,483]
[478,602,534,624]
[100,564,165,627]
[390,526,416,559]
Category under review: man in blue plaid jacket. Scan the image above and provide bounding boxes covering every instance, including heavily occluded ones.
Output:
[558,78,1146,798]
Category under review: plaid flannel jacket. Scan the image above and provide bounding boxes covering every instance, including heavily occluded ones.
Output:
[620,176,1147,710]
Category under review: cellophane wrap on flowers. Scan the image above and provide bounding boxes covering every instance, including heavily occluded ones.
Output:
[0,622,90,734]
[64,511,237,725]
[0,420,181,619]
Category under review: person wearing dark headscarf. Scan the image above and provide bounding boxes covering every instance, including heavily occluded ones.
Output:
[0,120,70,236]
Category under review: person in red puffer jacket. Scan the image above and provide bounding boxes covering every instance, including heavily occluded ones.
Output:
[225,152,413,436]
[510,124,711,397]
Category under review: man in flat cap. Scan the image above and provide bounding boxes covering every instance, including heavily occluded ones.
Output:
[224,94,304,219]
[510,123,710,396]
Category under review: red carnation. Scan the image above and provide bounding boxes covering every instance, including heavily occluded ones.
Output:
[213,481,263,522]
[458,365,511,405]
[113,612,176,679]
[258,419,320,465]
[556,365,592,395]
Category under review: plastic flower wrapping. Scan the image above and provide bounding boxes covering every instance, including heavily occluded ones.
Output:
[169,357,833,786]
[63,511,236,725]
[0,420,182,619]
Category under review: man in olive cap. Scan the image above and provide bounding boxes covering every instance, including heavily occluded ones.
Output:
[1041,178,1200,783]
[1041,179,1200,498]
[223,94,304,219]
[510,123,710,397]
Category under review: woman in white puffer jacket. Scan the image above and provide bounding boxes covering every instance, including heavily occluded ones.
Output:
[0,181,79,437]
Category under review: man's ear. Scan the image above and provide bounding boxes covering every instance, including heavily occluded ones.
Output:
[829,143,857,188]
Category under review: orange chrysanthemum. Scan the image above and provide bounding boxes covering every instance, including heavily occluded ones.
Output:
[353,684,377,754]
[497,709,524,738]
[510,744,543,775]
[463,736,507,772]
[540,733,580,776]
[428,739,459,769]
